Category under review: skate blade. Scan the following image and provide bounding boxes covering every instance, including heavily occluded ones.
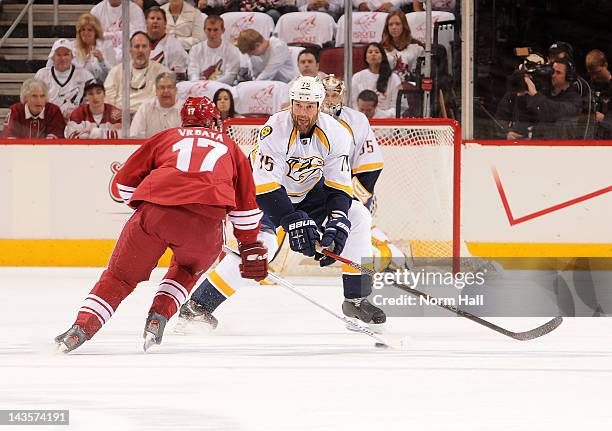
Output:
[55,341,70,354]
[143,332,157,352]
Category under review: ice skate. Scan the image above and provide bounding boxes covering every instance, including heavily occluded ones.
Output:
[342,298,386,334]
[55,325,87,353]
[174,299,218,334]
[143,312,168,352]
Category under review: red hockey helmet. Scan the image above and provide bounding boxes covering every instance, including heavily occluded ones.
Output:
[180,96,223,131]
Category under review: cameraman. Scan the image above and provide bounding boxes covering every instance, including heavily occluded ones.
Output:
[497,60,582,139]
[585,49,612,139]
[495,71,538,140]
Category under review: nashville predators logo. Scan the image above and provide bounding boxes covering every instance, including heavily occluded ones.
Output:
[259,125,272,140]
[286,156,323,183]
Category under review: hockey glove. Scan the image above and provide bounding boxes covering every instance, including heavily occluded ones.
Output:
[239,241,269,281]
[280,210,320,257]
[318,214,351,267]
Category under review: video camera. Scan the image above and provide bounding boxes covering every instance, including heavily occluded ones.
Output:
[509,47,552,93]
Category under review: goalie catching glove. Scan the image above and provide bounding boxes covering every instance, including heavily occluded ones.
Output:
[239,241,269,281]
[317,212,351,267]
[280,210,320,257]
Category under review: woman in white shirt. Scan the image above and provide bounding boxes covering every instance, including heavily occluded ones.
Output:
[380,11,424,83]
[73,13,118,83]
[161,0,205,51]
[351,42,402,117]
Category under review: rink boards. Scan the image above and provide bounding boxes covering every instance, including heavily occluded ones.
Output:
[0,140,610,266]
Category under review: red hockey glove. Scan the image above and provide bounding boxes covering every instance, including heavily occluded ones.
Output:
[239,241,269,281]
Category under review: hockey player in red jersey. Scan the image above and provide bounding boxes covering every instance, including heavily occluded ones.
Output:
[55,96,268,353]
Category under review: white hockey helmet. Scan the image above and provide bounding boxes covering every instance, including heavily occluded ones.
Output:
[321,74,345,116]
[289,75,325,106]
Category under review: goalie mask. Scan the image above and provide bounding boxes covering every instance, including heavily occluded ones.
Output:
[289,76,325,132]
[321,74,345,116]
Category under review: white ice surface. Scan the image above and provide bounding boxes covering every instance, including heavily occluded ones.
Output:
[1,267,612,431]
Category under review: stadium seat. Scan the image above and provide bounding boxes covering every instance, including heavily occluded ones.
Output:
[319,47,367,78]
[234,80,289,116]
[176,80,234,107]
[335,12,388,47]
[288,46,304,72]
[406,12,455,75]
[406,11,455,44]
[274,12,336,48]
[221,12,275,44]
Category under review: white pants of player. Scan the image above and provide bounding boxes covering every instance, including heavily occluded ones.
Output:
[207,200,373,295]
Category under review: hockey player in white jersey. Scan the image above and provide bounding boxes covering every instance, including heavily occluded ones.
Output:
[177,76,386,331]
[321,74,411,272]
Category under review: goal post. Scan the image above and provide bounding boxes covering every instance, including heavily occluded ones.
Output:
[225,117,462,273]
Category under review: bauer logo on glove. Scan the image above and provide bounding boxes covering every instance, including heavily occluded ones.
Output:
[288,219,317,231]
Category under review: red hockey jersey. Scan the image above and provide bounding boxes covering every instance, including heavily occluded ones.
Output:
[115,126,262,243]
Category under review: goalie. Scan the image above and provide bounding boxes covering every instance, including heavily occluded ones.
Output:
[177,76,386,331]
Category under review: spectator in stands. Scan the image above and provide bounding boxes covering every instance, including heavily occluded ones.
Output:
[213,88,238,121]
[65,81,122,139]
[297,48,326,79]
[585,49,612,139]
[380,11,424,83]
[2,79,65,139]
[188,15,241,84]
[412,0,456,12]
[351,42,402,116]
[161,0,205,50]
[547,41,574,64]
[35,39,95,121]
[354,0,402,13]
[356,89,391,118]
[297,0,343,21]
[146,7,190,77]
[73,13,118,83]
[105,32,170,115]
[197,0,224,15]
[496,60,582,139]
[213,0,296,22]
[90,0,146,57]
[288,48,327,88]
[130,72,181,138]
[235,29,298,83]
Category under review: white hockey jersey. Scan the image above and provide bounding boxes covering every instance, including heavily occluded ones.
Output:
[335,106,384,175]
[34,66,94,118]
[253,110,353,204]
[335,106,384,205]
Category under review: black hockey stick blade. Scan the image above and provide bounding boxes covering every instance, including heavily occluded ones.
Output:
[315,246,564,341]
[392,283,564,341]
[503,316,563,341]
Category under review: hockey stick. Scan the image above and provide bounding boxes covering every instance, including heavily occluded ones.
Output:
[317,247,563,341]
[222,245,405,349]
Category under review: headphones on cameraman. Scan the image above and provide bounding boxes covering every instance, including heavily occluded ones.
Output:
[556,58,578,83]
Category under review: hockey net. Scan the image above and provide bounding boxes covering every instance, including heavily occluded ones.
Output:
[224,117,461,274]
